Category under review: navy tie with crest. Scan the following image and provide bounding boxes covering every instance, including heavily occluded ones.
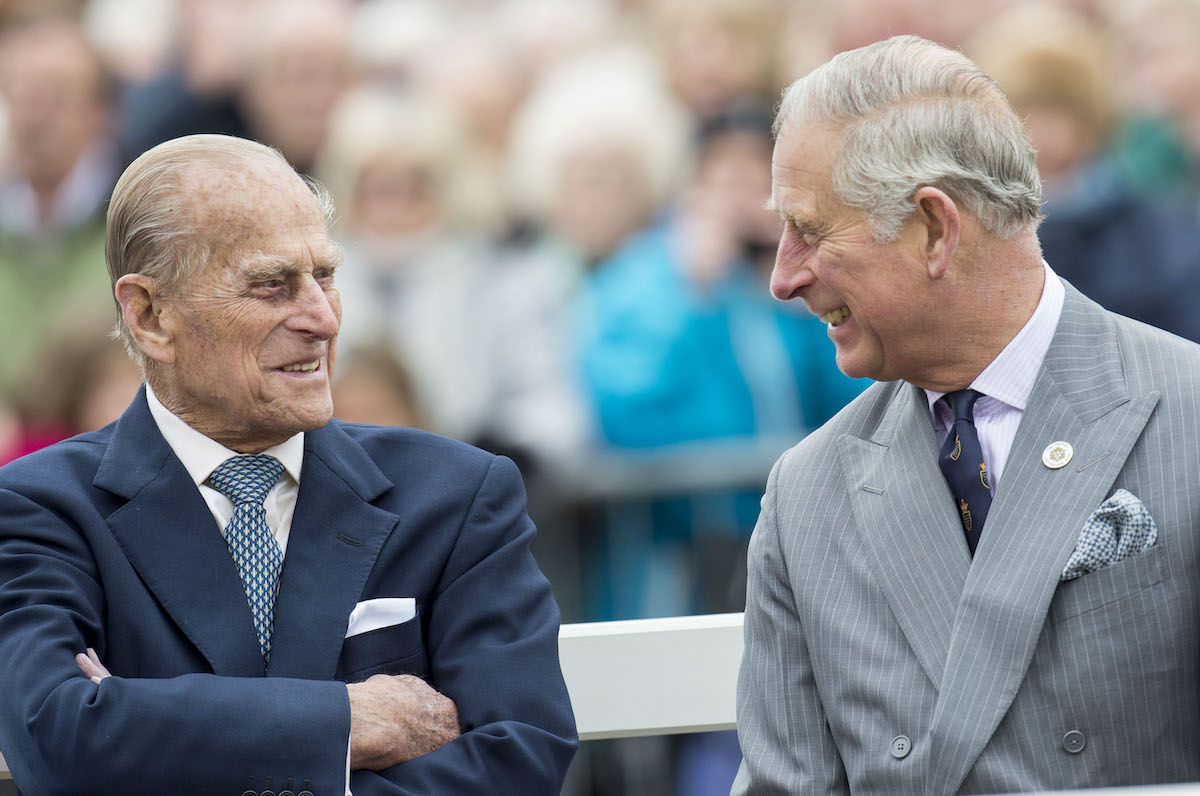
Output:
[207,454,285,665]
[938,390,992,556]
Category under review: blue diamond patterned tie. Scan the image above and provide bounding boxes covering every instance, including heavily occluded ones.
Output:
[938,390,992,556]
[207,454,285,665]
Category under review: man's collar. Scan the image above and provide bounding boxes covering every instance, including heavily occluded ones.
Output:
[144,383,305,487]
[925,260,1065,415]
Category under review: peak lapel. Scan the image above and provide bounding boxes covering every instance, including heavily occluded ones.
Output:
[265,422,399,680]
[840,381,969,690]
[96,388,264,676]
[928,287,1160,795]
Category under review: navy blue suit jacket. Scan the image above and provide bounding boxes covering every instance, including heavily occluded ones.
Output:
[0,388,577,795]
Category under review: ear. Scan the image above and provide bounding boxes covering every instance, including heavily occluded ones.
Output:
[114,274,176,365]
[912,186,959,280]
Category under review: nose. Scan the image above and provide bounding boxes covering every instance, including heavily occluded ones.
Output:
[289,275,340,340]
[769,237,814,301]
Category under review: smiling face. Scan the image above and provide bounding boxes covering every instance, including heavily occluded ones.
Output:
[153,157,342,452]
[768,122,942,384]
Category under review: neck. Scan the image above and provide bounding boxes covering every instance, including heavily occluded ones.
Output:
[912,232,1045,393]
[147,377,283,454]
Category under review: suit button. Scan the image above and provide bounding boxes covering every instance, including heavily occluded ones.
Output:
[242,791,258,796]
[890,735,912,759]
[1062,729,1086,754]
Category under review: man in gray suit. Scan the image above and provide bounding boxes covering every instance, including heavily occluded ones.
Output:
[734,34,1200,794]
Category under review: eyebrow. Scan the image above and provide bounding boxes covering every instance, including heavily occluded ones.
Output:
[765,197,826,237]
[239,246,344,281]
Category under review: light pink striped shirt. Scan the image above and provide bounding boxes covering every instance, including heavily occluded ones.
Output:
[925,262,1064,495]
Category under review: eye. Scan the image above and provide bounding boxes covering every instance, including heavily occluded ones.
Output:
[249,277,288,298]
[779,223,818,260]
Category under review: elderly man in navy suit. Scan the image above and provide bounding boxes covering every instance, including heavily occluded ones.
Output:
[0,134,576,795]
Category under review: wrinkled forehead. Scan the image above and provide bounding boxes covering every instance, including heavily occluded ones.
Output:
[181,158,328,255]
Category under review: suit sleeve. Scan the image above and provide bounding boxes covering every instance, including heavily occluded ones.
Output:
[732,458,849,795]
[0,485,352,796]
[349,454,577,795]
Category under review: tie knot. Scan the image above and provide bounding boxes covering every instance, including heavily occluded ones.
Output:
[207,454,284,506]
[943,389,983,423]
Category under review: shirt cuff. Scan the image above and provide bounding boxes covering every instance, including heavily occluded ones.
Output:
[345,731,353,796]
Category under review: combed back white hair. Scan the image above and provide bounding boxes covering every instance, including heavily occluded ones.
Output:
[776,35,1042,241]
[106,134,334,363]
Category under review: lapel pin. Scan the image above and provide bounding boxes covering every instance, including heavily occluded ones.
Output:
[1042,441,1073,469]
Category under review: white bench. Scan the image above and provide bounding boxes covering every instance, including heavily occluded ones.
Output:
[558,612,743,740]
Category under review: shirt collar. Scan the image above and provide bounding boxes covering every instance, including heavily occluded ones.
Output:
[145,382,305,487]
[925,260,1065,416]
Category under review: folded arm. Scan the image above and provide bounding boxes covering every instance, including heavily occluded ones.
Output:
[0,485,352,796]
[347,455,577,795]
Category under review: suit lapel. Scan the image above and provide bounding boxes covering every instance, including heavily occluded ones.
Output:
[96,388,265,676]
[928,286,1160,794]
[265,421,399,679]
[840,380,969,690]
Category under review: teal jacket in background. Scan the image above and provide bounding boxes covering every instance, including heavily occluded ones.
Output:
[575,222,868,450]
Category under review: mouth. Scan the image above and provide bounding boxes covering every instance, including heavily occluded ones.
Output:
[278,359,322,374]
[819,306,851,327]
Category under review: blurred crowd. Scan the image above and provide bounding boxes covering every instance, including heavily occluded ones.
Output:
[5,0,1200,791]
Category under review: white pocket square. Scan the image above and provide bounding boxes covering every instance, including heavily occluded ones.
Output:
[1061,488,1157,581]
[345,597,416,638]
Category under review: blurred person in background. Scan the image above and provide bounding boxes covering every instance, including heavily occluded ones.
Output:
[971,2,1200,342]
[0,13,120,396]
[318,87,513,451]
[417,25,527,237]
[332,338,425,431]
[1,313,141,465]
[239,0,352,176]
[500,45,686,474]
[651,0,779,124]
[116,0,256,164]
[572,95,868,796]
[574,97,868,622]
[1110,0,1200,200]
[82,0,176,87]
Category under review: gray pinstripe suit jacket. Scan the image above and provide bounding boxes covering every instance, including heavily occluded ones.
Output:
[734,282,1200,794]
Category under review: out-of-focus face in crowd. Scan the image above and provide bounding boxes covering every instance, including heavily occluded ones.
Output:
[656,0,775,119]
[0,19,108,197]
[241,0,352,174]
[1117,0,1200,147]
[551,140,652,264]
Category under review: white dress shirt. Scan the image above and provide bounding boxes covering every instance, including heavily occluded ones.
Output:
[144,385,354,794]
[145,383,304,549]
[925,261,1065,494]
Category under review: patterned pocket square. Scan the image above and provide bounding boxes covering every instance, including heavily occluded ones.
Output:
[1061,488,1157,581]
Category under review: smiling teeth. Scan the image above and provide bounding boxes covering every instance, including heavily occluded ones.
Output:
[282,361,319,372]
[820,307,851,327]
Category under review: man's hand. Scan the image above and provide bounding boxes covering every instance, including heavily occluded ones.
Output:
[75,648,111,683]
[347,674,460,771]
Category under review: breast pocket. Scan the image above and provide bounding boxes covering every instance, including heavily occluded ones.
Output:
[1049,541,1170,625]
[336,613,429,683]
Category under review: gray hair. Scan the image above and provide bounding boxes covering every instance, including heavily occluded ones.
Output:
[775,35,1042,241]
[105,134,335,363]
